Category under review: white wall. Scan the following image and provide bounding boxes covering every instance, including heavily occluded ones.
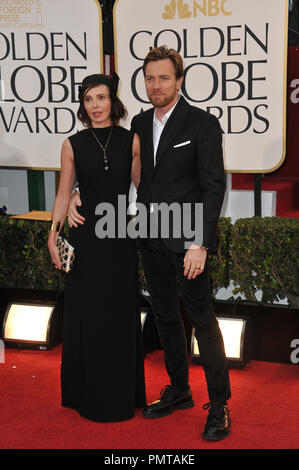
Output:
[1,170,276,220]
[44,171,56,212]
[0,169,56,215]
[220,189,276,222]
[0,169,29,215]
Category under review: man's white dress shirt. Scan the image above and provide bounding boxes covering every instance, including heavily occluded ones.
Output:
[152,97,179,166]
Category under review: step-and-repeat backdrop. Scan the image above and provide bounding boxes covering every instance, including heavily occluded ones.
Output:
[0,0,289,171]
[0,0,103,169]
[114,0,288,173]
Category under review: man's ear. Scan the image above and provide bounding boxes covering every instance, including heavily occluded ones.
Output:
[177,76,184,91]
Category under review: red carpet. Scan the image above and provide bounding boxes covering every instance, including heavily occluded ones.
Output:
[0,344,299,450]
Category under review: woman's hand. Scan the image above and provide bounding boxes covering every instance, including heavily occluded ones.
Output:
[48,238,62,270]
[47,137,75,269]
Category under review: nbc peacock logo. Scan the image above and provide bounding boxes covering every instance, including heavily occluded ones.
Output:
[163,0,191,19]
[162,0,232,19]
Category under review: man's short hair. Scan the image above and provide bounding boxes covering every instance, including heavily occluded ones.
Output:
[143,46,184,79]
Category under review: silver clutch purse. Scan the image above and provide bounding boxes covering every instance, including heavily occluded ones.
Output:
[56,236,75,273]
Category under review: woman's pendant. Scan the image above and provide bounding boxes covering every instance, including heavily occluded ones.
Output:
[103,151,109,171]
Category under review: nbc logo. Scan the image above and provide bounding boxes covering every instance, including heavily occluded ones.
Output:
[163,0,191,19]
[162,0,232,19]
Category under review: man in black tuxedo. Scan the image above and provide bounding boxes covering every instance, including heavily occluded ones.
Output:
[131,46,231,441]
[68,46,231,440]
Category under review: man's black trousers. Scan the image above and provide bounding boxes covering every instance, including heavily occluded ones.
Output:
[140,238,231,404]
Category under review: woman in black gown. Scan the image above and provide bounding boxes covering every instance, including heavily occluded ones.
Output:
[48,74,146,422]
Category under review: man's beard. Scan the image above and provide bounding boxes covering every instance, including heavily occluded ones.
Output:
[149,91,176,108]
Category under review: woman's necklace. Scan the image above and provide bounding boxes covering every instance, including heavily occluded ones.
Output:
[90,127,113,171]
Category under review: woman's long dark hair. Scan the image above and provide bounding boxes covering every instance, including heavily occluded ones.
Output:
[77,74,127,127]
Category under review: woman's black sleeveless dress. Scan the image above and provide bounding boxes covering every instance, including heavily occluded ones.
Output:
[61,126,146,422]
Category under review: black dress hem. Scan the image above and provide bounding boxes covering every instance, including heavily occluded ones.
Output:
[62,402,138,423]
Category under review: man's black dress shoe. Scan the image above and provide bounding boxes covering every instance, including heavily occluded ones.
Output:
[202,402,231,441]
[142,385,195,418]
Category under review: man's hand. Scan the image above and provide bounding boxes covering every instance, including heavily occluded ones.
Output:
[183,244,207,280]
[68,191,85,227]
